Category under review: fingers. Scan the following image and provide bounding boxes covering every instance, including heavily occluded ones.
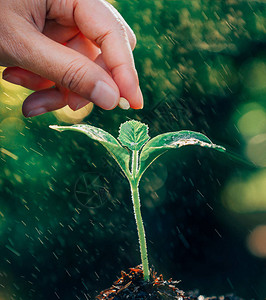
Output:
[74,0,143,109]
[103,1,137,50]
[22,87,90,117]
[1,0,143,113]
[3,67,54,91]
[2,67,91,116]
[3,33,101,91]
[66,91,91,111]
[12,22,120,110]
[46,0,136,50]
[22,88,66,117]
[42,20,79,44]
[66,33,100,62]
[3,33,103,116]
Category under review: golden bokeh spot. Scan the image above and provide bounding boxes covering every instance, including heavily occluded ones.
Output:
[247,225,266,258]
[53,103,94,124]
[0,67,31,106]
[222,170,266,213]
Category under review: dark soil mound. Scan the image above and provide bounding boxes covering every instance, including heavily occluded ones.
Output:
[96,266,244,300]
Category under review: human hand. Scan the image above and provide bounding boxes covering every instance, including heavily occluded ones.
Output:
[0,0,143,117]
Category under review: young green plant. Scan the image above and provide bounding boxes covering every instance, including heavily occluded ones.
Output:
[50,120,225,281]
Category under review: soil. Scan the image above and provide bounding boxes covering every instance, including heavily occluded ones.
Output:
[96,266,244,300]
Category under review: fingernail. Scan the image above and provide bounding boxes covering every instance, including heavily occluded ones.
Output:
[75,103,81,111]
[73,99,90,111]
[91,81,119,110]
[2,73,22,85]
[74,102,89,111]
[26,107,47,118]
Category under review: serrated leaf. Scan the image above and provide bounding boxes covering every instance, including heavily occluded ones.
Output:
[118,120,150,151]
[50,124,130,177]
[138,130,226,179]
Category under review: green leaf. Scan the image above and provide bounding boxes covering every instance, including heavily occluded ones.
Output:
[118,120,150,151]
[50,124,131,177]
[138,130,226,179]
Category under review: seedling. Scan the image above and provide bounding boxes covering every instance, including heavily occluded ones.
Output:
[50,120,225,282]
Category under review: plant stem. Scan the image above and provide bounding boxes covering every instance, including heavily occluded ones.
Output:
[130,150,150,281]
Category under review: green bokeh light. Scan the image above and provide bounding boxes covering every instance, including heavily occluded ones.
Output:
[222,170,266,213]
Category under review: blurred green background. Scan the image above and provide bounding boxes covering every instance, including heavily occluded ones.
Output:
[0,0,266,299]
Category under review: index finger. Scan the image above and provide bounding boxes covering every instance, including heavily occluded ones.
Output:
[74,0,143,109]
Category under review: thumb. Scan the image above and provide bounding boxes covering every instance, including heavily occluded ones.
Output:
[14,26,120,110]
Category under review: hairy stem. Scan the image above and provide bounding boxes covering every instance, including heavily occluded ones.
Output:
[130,150,149,281]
